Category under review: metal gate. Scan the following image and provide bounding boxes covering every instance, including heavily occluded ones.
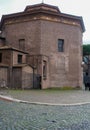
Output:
[33,74,41,89]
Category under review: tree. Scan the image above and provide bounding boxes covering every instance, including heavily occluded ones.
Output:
[83,44,90,56]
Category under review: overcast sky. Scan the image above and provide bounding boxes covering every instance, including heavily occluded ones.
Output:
[0,0,90,42]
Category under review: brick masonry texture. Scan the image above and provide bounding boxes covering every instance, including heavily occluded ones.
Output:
[0,3,85,88]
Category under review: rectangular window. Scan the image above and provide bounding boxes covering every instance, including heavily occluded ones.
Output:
[0,53,2,63]
[18,54,22,63]
[58,39,64,52]
[19,39,25,51]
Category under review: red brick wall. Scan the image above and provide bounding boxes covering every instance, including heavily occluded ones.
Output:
[0,50,11,65]
[2,15,83,88]
[5,20,41,55]
[40,20,82,88]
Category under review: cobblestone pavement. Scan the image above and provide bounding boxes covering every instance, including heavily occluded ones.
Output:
[1,99,90,130]
[1,89,90,129]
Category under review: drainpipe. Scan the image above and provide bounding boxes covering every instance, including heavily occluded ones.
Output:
[9,50,13,88]
[32,55,35,89]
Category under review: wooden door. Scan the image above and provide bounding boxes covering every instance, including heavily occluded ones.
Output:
[12,68,22,89]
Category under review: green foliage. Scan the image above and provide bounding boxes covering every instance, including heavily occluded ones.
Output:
[83,44,90,55]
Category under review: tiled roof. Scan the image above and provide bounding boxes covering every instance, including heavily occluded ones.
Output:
[0,46,28,54]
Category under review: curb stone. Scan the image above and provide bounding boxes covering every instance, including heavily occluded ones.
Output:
[1,94,90,106]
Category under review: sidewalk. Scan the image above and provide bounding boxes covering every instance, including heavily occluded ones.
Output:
[0,89,90,105]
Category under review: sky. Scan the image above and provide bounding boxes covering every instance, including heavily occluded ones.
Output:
[0,0,90,43]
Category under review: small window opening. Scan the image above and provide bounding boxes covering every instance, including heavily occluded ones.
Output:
[43,61,47,79]
[18,54,22,63]
[0,53,2,63]
[58,39,64,52]
[19,39,25,51]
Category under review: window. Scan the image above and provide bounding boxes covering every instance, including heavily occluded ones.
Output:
[18,54,22,63]
[58,39,64,52]
[19,39,25,51]
[0,53,2,63]
[43,61,47,79]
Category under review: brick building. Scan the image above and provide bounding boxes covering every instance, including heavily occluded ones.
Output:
[0,3,85,89]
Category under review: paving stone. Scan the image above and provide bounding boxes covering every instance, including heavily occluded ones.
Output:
[1,99,90,129]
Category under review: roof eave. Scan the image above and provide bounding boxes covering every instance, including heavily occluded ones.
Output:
[0,4,85,32]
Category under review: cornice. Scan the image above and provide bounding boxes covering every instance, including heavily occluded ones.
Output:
[0,3,85,32]
[4,13,81,30]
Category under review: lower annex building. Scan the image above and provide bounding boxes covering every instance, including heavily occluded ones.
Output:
[0,3,85,89]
